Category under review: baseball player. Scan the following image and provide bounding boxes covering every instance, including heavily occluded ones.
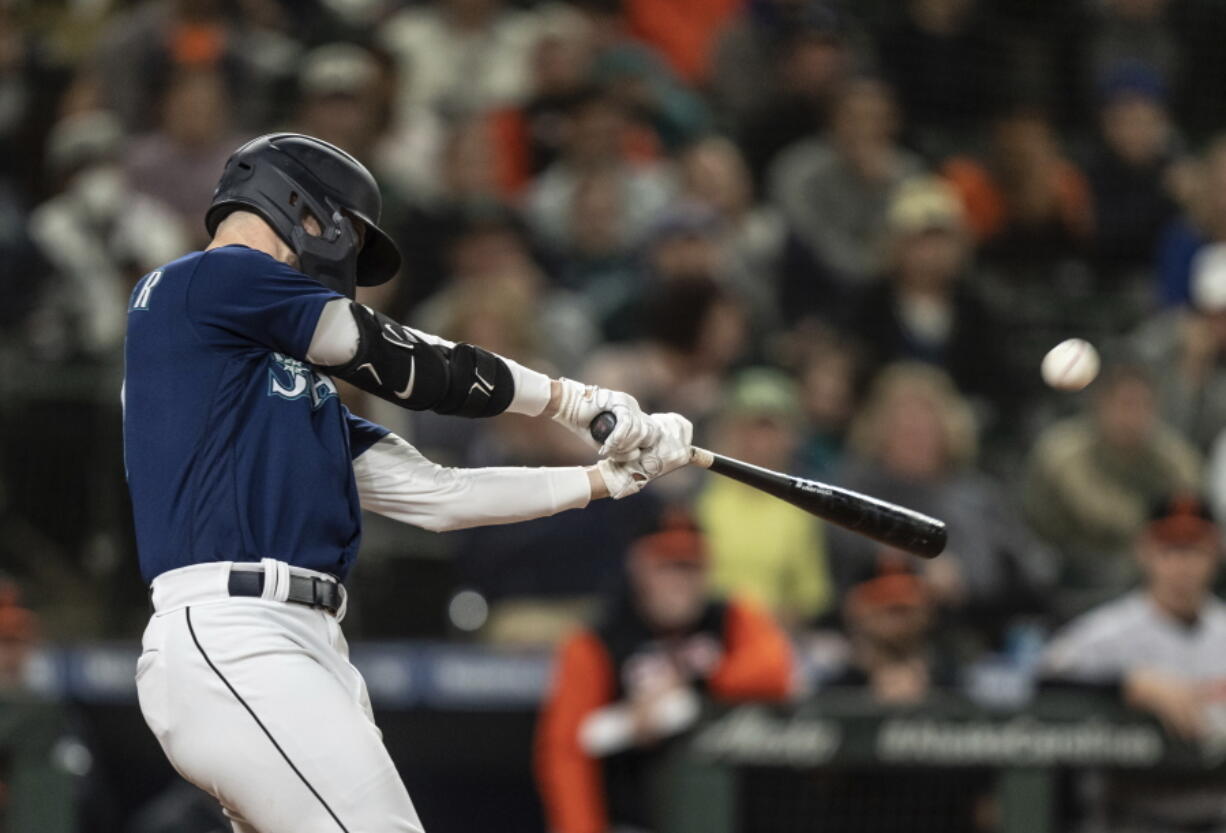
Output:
[123,133,693,833]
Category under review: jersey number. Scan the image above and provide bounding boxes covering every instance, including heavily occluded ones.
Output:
[131,271,163,311]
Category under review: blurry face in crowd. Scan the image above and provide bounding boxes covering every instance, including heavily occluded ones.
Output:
[802,349,857,432]
[848,596,931,655]
[570,170,625,256]
[1094,375,1156,449]
[877,388,949,481]
[630,553,708,632]
[680,142,753,217]
[1202,147,1226,235]
[444,0,500,26]
[648,234,721,282]
[831,81,897,151]
[779,35,845,100]
[300,91,381,158]
[1101,95,1170,167]
[568,98,625,168]
[451,228,533,282]
[443,121,499,197]
[992,114,1059,174]
[532,33,592,96]
[896,228,966,290]
[722,414,798,471]
[163,69,230,147]
[693,298,748,371]
[1139,532,1219,622]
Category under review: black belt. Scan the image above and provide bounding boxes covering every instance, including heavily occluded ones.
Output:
[227,568,342,614]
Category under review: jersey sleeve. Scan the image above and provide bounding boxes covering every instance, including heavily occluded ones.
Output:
[187,247,342,358]
[344,410,391,460]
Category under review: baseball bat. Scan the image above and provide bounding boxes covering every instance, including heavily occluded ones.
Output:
[590,412,946,559]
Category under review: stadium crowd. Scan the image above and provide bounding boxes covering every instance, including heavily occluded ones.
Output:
[6,0,1226,828]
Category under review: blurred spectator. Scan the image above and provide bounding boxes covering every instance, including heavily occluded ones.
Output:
[943,108,1093,275]
[1025,363,1202,614]
[622,0,741,83]
[678,137,787,333]
[714,0,856,174]
[848,176,1013,412]
[0,581,37,691]
[834,364,1056,646]
[379,0,543,117]
[415,207,596,380]
[1135,244,1226,452]
[123,67,241,241]
[523,84,675,261]
[794,329,861,478]
[295,43,444,210]
[826,560,955,702]
[770,77,924,310]
[577,0,711,151]
[695,369,834,626]
[1041,492,1226,832]
[27,110,187,358]
[584,275,748,425]
[90,0,300,133]
[1085,64,1181,284]
[1157,135,1226,306]
[1085,0,1179,103]
[875,0,996,157]
[535,520,793,833]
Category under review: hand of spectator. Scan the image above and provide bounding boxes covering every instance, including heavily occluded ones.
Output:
[1125,668,1208,740]
[1179,314,1218,381]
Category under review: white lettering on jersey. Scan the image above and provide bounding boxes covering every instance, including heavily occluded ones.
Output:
[131,271,164,311]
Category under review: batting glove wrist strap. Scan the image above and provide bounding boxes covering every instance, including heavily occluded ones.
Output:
[552,378,660,460]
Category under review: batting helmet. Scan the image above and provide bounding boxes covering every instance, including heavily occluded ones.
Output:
[205,133,401,298]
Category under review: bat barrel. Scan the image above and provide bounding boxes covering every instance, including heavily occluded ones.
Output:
[589,413,947,559]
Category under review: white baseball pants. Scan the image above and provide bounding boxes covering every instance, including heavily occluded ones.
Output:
[136,561,425,833]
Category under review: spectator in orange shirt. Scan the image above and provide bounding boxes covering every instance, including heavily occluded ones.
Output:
[942,107,1093,275]
[535,519,794,833]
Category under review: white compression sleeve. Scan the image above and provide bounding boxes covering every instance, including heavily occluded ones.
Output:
[306,299,552,416]
[353,433,591,532]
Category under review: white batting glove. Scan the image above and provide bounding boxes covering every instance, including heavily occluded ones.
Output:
[596,413,693,499]
[553,378,660,461]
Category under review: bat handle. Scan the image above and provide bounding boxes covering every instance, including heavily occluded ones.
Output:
[589,411,713,468]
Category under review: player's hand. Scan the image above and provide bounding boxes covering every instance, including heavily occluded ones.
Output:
[552,378,659,460]
[595,413,692,499]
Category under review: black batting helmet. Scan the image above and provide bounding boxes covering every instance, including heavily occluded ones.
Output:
[205,133,401,298]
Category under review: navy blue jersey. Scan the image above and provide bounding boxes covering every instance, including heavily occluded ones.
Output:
[122,245,388,583]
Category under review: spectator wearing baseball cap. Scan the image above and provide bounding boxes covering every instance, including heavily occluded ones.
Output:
[848,176,1014,416]
[1041,492,1226,831]
[695,369,834,626]
[535,518,793,833]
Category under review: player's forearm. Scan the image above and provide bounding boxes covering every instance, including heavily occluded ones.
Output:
[353,433,610,533]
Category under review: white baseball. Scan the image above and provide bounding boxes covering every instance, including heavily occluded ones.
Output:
[1041,338,1100,391]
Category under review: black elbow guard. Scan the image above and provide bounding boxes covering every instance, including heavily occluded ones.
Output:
[319,303,514,418]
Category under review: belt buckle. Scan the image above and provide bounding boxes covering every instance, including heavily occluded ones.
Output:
[309,576,322,609]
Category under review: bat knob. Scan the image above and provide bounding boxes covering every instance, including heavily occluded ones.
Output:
[590,411,617,444]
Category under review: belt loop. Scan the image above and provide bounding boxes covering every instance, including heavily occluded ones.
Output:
[335,584,348,622]
[219,561,234,598]
[260,558,291,603]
